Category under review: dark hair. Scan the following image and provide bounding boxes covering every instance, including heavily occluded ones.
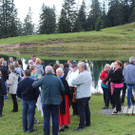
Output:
[53,64,59,74]
[24,70,31,76]
[9,65,15,71]
[116,60,122,67]
[32,55,36,58]
[64,63,69,69]
[18,59,23,68]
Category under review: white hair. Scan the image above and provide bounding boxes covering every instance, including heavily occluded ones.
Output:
[78,62,87,70]
[45,65,54,74]
[2,61,7,66]
[110,62,115,69]
[56,68,63,73]
[129,56,135,63]
[28,60,33,65]
[105,64,110,68]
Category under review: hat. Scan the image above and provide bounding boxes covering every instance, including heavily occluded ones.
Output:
[71,61,78,67]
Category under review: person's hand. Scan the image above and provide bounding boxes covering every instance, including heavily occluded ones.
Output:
[38,76,42,79]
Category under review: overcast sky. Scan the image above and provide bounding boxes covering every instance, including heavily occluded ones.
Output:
[14,0,90,24]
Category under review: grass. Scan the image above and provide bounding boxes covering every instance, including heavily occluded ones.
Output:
[0,23,135,60]
[1,94,135,135]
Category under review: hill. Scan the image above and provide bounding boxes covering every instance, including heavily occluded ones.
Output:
[0,23,135,60]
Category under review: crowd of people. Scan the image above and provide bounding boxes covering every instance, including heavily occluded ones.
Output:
[100,57,135,114]
[0,56,92,135]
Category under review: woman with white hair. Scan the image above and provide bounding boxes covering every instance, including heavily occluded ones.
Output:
[56,68,70,132]
[100,64,110,109]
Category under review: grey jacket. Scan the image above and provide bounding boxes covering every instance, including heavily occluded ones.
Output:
[7,71,19,94]
[36,64,44,76]
[123,63,135,84]
[71,70,92,99]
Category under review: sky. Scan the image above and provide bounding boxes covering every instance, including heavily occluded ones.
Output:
[14,0,90,24]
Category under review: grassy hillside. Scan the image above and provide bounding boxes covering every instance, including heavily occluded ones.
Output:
[1,94,135,135]
[0,23,135,60]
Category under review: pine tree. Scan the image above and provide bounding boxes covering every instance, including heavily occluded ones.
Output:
[39,4,56,34]
[58,0,77,33]
[0,0,18,38]
[95,16,103,31]
[87,0,101,30]
[23,7,34,35]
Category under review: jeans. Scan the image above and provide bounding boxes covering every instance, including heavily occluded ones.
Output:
[77,97,91,128]
[0,96,4,115]
[42,104,59,135]
[22,100,36,132]
[11,94,18,111]
[102,87,109,107]
[127,84,135,107]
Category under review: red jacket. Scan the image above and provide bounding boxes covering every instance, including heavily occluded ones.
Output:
[100,70,108,84]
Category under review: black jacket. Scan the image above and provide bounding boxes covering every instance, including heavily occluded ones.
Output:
[0,77,6,96]
[17,77,40,101]
[0,66,8,81]
[103,68,114,82]
[111,68,124,84]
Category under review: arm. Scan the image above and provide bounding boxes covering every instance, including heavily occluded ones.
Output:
[0,79,6,95]
[32,77,43,88]
[100,71,105,80]
[7,74,13,85]
[103,70,112,82]
[17,82,22,98]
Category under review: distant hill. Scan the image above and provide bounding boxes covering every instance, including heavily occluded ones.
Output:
[0,23,135,60]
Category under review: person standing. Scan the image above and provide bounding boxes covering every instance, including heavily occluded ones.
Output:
[71,62,92,131]
[66,61,79,116]
[56,68,70,131]
[32,66,65,135]
[100,64,110,109]
[9,57,14,65]
[17,70,40,132]
[111,61,123,114]
[7,65,19,112]
[0,71,6,117]
[123,57,135,108]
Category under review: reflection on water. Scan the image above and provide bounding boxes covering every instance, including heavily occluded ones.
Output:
[0,54,113,93]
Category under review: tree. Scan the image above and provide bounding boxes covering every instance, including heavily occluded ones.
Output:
[95,16,103,31]
[87,0,101,30]
[58,0,77,33]
[0,0,18,38]
[39,4,56,34]
[23,7,34,35]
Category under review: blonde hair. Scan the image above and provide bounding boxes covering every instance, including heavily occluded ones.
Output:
[0,71,2,77]
[36,58,42,65]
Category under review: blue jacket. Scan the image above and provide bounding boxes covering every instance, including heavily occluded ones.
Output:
[123,63,135,84]
[32,73,65,105]
[17,77,40,101]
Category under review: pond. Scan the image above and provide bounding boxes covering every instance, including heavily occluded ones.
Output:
[0,54,116,93]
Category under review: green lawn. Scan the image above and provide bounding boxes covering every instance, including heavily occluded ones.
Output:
[0,23,135,60]
[1,94,135,135]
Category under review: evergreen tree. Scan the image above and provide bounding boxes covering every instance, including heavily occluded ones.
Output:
[39,4,56,34]
[95,16,103,31]
[0,0,18,38]
[58,0,77,33]
[87,0,101,30]
[23,7,34,35]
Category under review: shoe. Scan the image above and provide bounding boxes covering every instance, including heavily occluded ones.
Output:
[0,114,5,117]
[11,110,18,112]
[59,128,64,132]
[74,127,84,131]
[64,125,69,129]
[28,129,37,133]
[34,120,40,124]
[102,106,108,109]
[85,124,91,127]
[112,111,118,115]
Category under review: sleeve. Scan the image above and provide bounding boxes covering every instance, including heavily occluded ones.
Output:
[1,79,6,95]
[71,74,84,86]
[7,74,14,85]
[103,70,111,82]
[17,82,22,98]
[100,71,105,80]
[34,87,40,101]
[32,78,43,88]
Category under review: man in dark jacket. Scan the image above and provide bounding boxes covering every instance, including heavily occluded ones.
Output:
[17,70,40,133]
[32,65,65,135]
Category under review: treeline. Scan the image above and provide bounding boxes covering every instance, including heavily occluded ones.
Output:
[0,0,135,39]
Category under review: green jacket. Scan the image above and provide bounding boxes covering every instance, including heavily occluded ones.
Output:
[32,73,65,105]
